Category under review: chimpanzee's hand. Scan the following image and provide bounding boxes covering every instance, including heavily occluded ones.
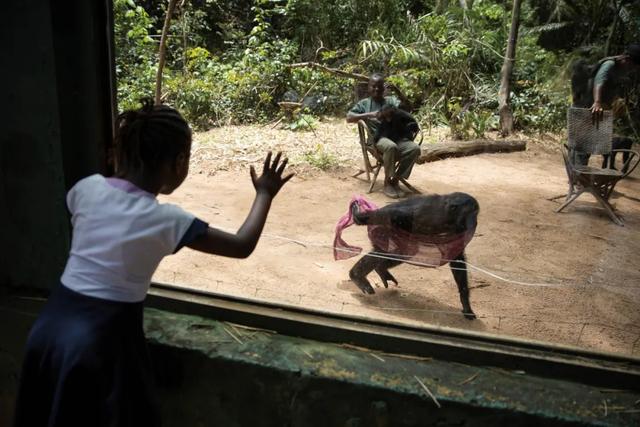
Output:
[250,151,294,198]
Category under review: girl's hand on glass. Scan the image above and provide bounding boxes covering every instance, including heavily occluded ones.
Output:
[250,151,294,198]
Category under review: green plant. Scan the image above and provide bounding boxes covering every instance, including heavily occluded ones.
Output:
[303,144,339,170]
[468,109,497,139]
[112,0,627,135]
[113,0,157,112]
[284,112,318,131]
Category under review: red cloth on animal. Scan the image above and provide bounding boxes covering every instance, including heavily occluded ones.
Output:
[333,196,475,267]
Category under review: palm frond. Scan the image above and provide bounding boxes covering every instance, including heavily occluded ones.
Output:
[521,21,571,36]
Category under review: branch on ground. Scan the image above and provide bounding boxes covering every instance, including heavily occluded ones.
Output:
[418,139,526,163]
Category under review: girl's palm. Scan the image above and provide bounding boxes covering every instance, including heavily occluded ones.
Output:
[250,152,294,198]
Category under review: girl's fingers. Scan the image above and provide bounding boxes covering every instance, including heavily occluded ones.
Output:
[263,151,272,174]
[276,158,288,175]
[281,173,295,185]
[272,152,282,171]
[250,165,257,184]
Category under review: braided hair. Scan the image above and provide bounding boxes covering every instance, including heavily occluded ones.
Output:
[114,98,192,174]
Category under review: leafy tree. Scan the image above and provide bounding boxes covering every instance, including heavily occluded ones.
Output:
[114,0,157,111]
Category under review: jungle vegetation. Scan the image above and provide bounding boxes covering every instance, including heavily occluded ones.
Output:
[114,0,640,138]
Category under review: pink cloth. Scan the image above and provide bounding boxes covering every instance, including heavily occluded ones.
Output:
[333,195,379,260]
[333,196,475,267]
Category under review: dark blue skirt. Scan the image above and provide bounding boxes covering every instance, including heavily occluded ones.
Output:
[14,283,160,427]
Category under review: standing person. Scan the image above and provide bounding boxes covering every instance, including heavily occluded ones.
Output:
[589,43,640,125]
[347,73,421,199]
[13,98,293,427]
[569,43,640,165]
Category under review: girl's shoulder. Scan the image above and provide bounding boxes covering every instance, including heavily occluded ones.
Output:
[69,174,106,193]
[66,174,106,208]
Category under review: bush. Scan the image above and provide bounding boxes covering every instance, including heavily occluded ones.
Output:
[114,0,157,112]
[113,0,587,136]
[303,143,339,170]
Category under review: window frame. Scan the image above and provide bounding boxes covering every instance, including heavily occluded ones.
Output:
[148,281,640,391]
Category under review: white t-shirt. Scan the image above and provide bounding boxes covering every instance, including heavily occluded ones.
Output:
[61,174,207,302]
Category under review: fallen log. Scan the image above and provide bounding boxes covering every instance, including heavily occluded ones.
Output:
[417,139,527,164]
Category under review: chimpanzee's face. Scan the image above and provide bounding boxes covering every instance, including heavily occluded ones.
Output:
[380,109,394,122]
[445,195,479,233]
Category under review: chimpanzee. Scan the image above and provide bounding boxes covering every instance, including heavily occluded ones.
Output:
[601,135,635,173]
[373,104,420,144]
[347,193,480,320]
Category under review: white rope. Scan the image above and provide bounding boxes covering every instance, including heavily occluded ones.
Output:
[260,231,568,288]
[210,225,638,290]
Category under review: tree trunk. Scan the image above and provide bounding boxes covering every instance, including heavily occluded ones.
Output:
[435,0,449,14]
[498,0,521,136]
[154,0,179,105]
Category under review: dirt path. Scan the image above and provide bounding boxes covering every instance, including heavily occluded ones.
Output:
[154,120,640,356]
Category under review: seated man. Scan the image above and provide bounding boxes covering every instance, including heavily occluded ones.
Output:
[346,73,421,198]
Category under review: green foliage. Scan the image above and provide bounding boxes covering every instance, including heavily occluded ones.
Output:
[510,33,569,133]
[285,0,409,56]
[160,38,298,129]
[164,72,220,129]
[113,0,157,111]
[303,144,339,170]
[288,67,353,115]
[468,109,498,139]
[283,112,318,131]
[113,0,636,136]
[356,8,506,128]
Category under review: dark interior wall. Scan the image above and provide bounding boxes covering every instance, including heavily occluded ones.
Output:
[0,0,114,290]
[0,3,115,419]
[50,0,115,188]
[0,0,70,290]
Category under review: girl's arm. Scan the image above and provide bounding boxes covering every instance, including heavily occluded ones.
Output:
[187,152,293,258]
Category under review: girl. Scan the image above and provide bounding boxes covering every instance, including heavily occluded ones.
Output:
[14,99,293,427]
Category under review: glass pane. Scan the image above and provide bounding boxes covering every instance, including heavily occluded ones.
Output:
[111,0,640,358]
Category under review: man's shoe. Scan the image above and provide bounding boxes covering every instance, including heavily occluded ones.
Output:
[392,182,406,198]
[383,185,399,198]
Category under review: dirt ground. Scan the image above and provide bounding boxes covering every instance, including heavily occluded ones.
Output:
[154,119,640,357]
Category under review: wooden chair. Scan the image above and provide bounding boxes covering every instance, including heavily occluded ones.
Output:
[352,119,422,194]
[556,107,640,225]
